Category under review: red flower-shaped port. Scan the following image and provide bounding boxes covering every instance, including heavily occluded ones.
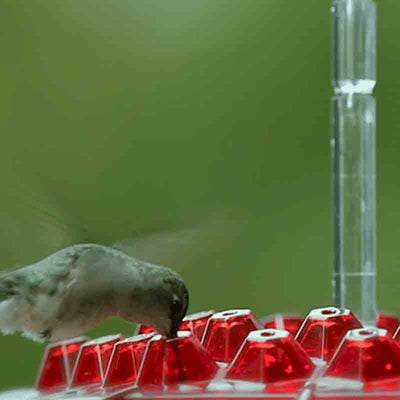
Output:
[295,306,362,362]
[37,336,88,393]
[70,334,124,388]
[103,333,154,389]
[202,309,263,363]
[180,310,214,341]
[326,328,400,390]
[137,331,218,390]
[226,329,315,392]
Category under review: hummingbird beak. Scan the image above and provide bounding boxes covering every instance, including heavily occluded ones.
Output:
[167,318,180,339]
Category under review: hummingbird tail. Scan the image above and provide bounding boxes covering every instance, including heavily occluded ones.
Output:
[0,279,19,335]
[0,298,18,335]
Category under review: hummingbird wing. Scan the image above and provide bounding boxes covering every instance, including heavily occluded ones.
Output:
[0,167,90,269]
[113,210,243,271]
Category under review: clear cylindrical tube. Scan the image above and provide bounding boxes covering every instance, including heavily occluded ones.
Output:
[332,0,376,94]
[331,0,377,327]
[332,94,377,327]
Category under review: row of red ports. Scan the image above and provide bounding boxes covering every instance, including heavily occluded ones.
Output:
[37,307,400,395]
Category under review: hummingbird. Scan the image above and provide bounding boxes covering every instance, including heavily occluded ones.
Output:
[0,244,189,342]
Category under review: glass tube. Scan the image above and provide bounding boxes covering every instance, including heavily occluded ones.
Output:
[331,0,377,327]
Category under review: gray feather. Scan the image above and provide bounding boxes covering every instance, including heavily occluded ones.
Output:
[0,281,15,302]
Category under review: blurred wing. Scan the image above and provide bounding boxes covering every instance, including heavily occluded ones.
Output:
[0,167,89,266]
[0,167,87,320]
[113,211,243,270]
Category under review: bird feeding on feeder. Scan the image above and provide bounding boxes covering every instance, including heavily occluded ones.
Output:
[0,244,189,342]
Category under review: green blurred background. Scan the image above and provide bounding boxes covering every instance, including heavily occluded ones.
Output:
[0,0,399,390]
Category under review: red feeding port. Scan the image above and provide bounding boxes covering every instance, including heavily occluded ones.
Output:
[136,310,214,340]
[103,333,154,388]
[180,310,214,341]
[137,331,218,390]
[36,336,87,393]
[202,309,263,363]
[261,314,303,336]
[295,307,362,362]
[326,328,400,389]
[226,329,315,391]
[70,334,124,388]
[136,334,165,390]
[378,313,400,336]
[136,324,155,335]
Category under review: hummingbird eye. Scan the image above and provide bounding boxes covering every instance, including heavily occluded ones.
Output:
[171,297,182,315]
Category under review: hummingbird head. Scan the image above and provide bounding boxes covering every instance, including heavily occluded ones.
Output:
[147,272,189,339]
[165,277,189,338]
